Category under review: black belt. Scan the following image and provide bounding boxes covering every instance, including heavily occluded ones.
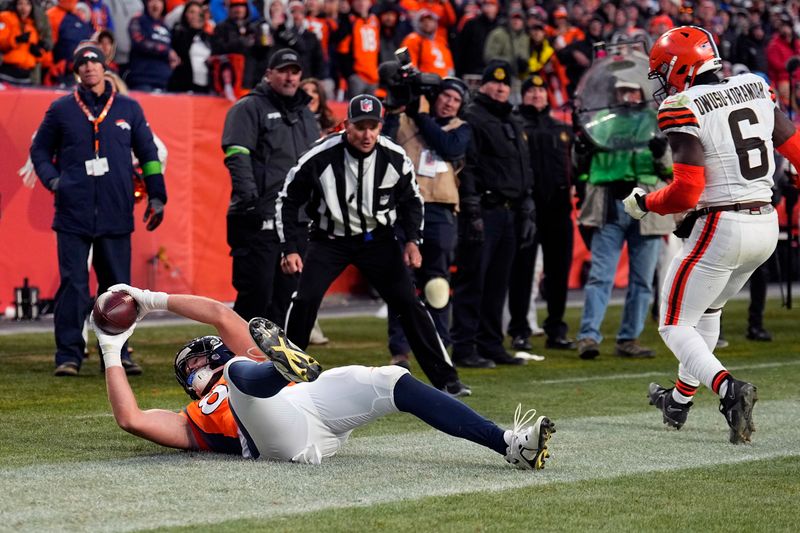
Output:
[696,201,773,216]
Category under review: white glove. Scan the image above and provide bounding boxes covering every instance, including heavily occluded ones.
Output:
[91,316,136,369]
[107,283,169,321]
[623,187,648,220]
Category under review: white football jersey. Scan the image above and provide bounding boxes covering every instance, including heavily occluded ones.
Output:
[658,73,778,207]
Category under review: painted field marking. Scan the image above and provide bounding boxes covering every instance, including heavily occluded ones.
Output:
[2,399,799,533]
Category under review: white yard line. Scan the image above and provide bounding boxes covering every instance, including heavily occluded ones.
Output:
[2,399,799,533]
[533,359,800,385]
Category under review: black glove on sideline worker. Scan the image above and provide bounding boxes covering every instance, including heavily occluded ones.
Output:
[144,198,165,231]
[648,135,668,159]
[459,196,484,243]
[517,196,536,249]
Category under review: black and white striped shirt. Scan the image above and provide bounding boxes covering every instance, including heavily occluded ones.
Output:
[276,132,424,254]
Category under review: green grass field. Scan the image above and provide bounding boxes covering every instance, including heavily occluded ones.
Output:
[2,298,799,532]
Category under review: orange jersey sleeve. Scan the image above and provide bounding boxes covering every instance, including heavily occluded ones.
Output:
[181,378,242,455]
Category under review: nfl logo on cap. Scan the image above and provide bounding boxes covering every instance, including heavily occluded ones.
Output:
[348,94,383,123]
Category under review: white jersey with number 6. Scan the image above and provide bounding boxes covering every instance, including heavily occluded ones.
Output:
[657,72,778,207]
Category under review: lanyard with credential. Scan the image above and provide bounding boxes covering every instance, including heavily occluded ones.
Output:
[73,88,116,158]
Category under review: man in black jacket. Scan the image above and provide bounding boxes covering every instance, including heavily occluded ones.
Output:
[507,74,575,352]
[221,48,320,326]
[451,60,536,368]
[277,94,470,397]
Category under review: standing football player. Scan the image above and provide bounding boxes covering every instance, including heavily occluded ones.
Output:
[622,26,800,443]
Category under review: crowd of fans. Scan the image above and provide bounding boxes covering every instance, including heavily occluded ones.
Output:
[1,0,799,108]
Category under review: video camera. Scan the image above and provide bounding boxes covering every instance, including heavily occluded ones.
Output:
[378,47,442,109]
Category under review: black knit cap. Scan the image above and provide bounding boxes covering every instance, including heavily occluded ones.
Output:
[481,59,512,86]
[440,77,468,100]
[73,42,106,72]
[521,74,546,95]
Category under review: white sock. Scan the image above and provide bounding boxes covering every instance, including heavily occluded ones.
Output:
[695,311,721,352]
[659,324,726,391]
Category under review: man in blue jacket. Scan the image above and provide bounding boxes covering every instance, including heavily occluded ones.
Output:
[31,43,168,377]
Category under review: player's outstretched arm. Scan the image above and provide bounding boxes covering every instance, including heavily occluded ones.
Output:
[93,320,198,450]
[109,284,263,360]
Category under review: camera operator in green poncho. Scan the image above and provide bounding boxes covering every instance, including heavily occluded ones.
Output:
[573,78,675,360]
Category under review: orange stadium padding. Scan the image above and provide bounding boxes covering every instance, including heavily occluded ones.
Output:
[0,87,363,310]
[0,86,623,312]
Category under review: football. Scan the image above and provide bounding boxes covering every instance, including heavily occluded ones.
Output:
[92,291,138,334]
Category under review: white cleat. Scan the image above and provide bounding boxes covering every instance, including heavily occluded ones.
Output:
[504,404,556,470]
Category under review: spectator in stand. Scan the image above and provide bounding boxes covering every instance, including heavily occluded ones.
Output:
[676,1,695,26]
[483,8,529,104]
[733,22,768,76]
[168,0,211,92]
[93,28,119,71]
[399,0,455,44]
[766,12,800,107]
[0,0,49,85]
[656,0,679,21]
[47,0,94,85]
[400,9,453,77]
[375,0,410,65]
[526,17,568,109]
[305,0,339,97]
[455,0,499,79]
[87,0,113,31]
[211,0,261,88]
[301,77,341,134]
[648,14,673,41]
[127,0,178,91]
[551,5,583,51]
[335,0,379,97]
[208,0,256,24]
[283,0,325,80]
[558,13,604,97]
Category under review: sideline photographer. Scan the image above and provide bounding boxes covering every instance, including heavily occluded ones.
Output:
[381,70,472,369]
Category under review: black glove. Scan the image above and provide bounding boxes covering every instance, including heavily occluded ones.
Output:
[649,135,668,159]
[517,196,537,249]
[144,198,165,231]
[16,32,31,44]
[49,178,60,192]
[459,196,484,243]
[29,43,43,57]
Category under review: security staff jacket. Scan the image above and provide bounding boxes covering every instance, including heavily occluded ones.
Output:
[222,81,320,221]
[31,81,166,237]
[518,104,572,206]
[459,92,533,204]
[276,132,424,255]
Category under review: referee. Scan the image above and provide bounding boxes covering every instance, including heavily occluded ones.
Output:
[276,94,470,397]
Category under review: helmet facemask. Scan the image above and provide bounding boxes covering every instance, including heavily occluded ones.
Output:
[175,336,235,399]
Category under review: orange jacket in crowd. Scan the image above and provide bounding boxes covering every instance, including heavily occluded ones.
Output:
[400,31,454,78]
[0,10,49,71]
[307,15,336,60]
[400,0,456,44]
[337,13,380,84]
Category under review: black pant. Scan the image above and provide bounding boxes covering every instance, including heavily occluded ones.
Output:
[285,232,458,389]
[54,231,132,367]
[748,253,774,329]
[387,204,457,354]
[507,195,574,340]
[228,214,304,325]
[451,206,516,360]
